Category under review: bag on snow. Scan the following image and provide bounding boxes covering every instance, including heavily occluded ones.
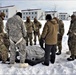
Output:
[26,46,45,60]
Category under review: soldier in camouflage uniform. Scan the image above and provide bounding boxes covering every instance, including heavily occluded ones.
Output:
[67,15,76,61]
[24,17,35,46]
[33,18,42,45]
[6,12,27,64]
[67,15,76,55]
[54,17,64,55]
[0,12,8,63]
[0,12,10,52]
[57,20,64,55]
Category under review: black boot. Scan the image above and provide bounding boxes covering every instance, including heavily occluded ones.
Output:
[56,51,61,55]
[67,56,75,61]
[26,43,28,46]
[42,62,49,66]
[34,42,36,45]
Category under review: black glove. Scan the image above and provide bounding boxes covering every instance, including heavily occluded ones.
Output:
[39,38,44,49]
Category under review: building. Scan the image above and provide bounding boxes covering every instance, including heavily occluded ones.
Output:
[21,9,45,20]
[73,11,76,16]
[45,11,59,18]
[0,5,17,20]
[59,13,69,20]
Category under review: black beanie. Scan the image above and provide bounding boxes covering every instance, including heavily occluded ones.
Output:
[45,14,52,20]
[16,12,22,18]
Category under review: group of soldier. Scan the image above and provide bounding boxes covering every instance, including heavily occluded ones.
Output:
[0,11,76,66]
[25,16,42,46]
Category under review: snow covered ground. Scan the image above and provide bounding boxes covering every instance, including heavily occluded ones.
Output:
[1,20,76,75]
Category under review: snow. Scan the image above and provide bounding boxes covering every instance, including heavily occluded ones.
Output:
[1,20,76,75]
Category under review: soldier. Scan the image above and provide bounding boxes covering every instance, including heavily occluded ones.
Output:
[6,12,27,64]
[39,14,58,66]
[0,12,8,63]
[24,17,35,46]
[67,15,76,55]
[54,18,64,55]
[67,15,76,61]
[33,18,42,45]
[0,12,10,51]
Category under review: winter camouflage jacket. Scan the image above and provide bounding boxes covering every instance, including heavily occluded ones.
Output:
[24,21,35,33]
[58,20,64,36]
[69,17,76,40]
[33,21,42,32]
[6,15,27,42]
[0,17,4,33]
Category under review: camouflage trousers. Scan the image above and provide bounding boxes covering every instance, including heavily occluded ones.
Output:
[57,35,63,52]
[0,44,8,62]
[70,41,76,57]
[57,40,62,52]
[34,31,40,45]
[9,38,26,64]
[26,33,33,46]
[68,36,72,51]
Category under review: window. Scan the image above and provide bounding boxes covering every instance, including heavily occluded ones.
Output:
[35,12,37,14]
[23,16,25,19]
[6,15,8,18]
[6,9,8,12]
[26,12,28,14]
[3,10,5,12]
[23,13,25,15]
[32,16,33,19]
[29,12,30,14]
[32,12,33,14]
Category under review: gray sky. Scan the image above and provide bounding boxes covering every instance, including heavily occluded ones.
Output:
[0,0,76,15]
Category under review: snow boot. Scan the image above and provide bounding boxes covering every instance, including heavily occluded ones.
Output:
[19,63,29,68]
[67,56,75,61]
[42,62,49,66]
[56,51,61,55]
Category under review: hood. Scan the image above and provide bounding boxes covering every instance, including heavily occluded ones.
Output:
[50,19,57,25]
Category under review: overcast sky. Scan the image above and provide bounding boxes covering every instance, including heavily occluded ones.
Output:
[0,0,76,15]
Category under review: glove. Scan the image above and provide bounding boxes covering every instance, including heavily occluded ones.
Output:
[39,37,44,49]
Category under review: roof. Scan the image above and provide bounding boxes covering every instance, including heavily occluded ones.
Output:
[45,11,57,13]
[73,12,76,13]
[59,13,67,14]
[0,5,15,8]
[21,9,41,11]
